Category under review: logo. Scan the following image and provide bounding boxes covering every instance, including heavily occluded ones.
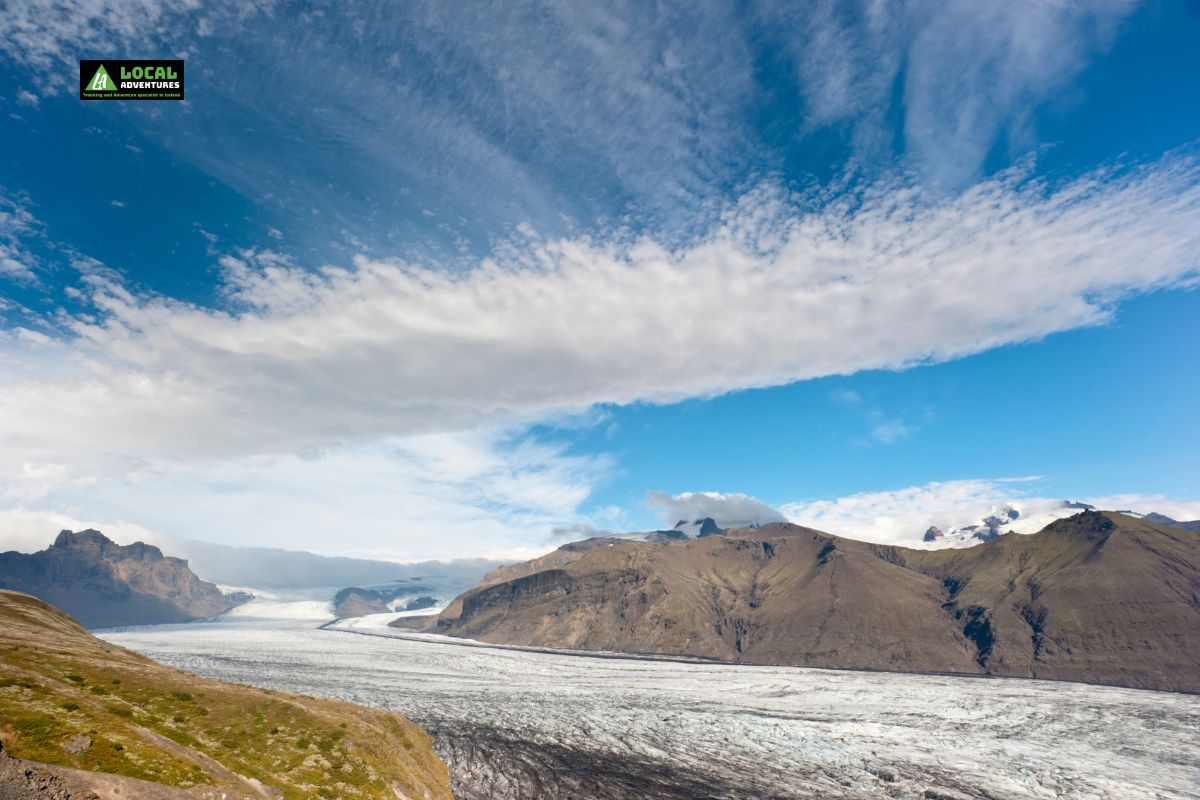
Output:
[85,64,115,92]
[79,60,185,101]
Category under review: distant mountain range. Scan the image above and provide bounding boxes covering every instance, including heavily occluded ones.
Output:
[160,535,503,592]
[0,530,249,628]
[0,527,501,628]
[431,511,1200,693]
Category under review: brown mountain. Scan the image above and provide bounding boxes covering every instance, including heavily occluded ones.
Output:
[433,511,1200,692]
[0,530,247,628]
[0,589,450,799]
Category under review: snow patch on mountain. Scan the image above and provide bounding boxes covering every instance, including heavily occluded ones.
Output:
[913,500,1100,549]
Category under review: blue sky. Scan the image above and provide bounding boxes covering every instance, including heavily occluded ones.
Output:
[0,1,1197,560]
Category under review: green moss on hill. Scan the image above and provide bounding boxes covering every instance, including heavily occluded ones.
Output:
[0,590,451,799]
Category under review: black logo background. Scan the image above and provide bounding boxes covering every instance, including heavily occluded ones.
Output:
[79,59,185,101]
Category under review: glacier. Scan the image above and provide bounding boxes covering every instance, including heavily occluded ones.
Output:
[102,613,1200,800]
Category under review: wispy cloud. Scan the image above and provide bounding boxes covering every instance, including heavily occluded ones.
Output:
[769,0,1136,186]
[0,2,1137,257]
[869,419,914,445]
[829,388,862,406]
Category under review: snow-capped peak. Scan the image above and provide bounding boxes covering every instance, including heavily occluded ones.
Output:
[914,500,1098,549]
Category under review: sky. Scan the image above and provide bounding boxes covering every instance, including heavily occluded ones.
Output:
[0,0,1198,562]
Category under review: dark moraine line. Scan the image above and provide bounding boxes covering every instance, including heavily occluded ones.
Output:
[424,722,798,800]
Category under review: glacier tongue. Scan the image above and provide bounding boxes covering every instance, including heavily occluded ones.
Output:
[102,618,1200,800]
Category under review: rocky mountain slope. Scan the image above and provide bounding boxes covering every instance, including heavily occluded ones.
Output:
[0,590,450,799]
[0,530,248,629]
[434,511,1200,692]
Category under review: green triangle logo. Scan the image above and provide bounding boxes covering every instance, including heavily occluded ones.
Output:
[86,64,116,92]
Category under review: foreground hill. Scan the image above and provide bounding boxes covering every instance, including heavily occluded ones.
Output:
[434,511,1200,692]
[0,590,451,799]
[0,530,248,628]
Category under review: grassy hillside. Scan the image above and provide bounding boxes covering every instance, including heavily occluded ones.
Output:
[0,590,451,799]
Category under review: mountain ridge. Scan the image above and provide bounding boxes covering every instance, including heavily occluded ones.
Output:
[0,529,247,628]
[431,511,1200,692]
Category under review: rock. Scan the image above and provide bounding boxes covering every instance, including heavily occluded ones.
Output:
[924,789,971,800]
[405,596,438,611]
[60,735,91,755]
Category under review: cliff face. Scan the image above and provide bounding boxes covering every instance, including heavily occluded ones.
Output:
[0,529,244,628]
[436,512,1200,692]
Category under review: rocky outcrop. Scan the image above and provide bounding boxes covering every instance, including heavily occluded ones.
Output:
[0,739,194,799]
[333,587,393,618]
[332,579,443,618]
[436,512,1200,692]
[0,530,247,628]
[404,595,438,611]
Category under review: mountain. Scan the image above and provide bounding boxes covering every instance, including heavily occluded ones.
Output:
[1143,512,1200,532]
[0,530,248,628]
[434,511,1200,692]
[161,535,504,592]
[0,589,450,799]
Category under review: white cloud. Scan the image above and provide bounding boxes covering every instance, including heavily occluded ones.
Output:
[1086,493,1200,523]
[782,478,1038,544]
[781,478,1200,545]
[0,429,607,561]
[647,491,786,529]
[2,153,1199,486]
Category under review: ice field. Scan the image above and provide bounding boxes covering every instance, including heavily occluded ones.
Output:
[104,612,1200,800]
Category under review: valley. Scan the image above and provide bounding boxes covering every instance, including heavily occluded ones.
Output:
[104,611,1200,800]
